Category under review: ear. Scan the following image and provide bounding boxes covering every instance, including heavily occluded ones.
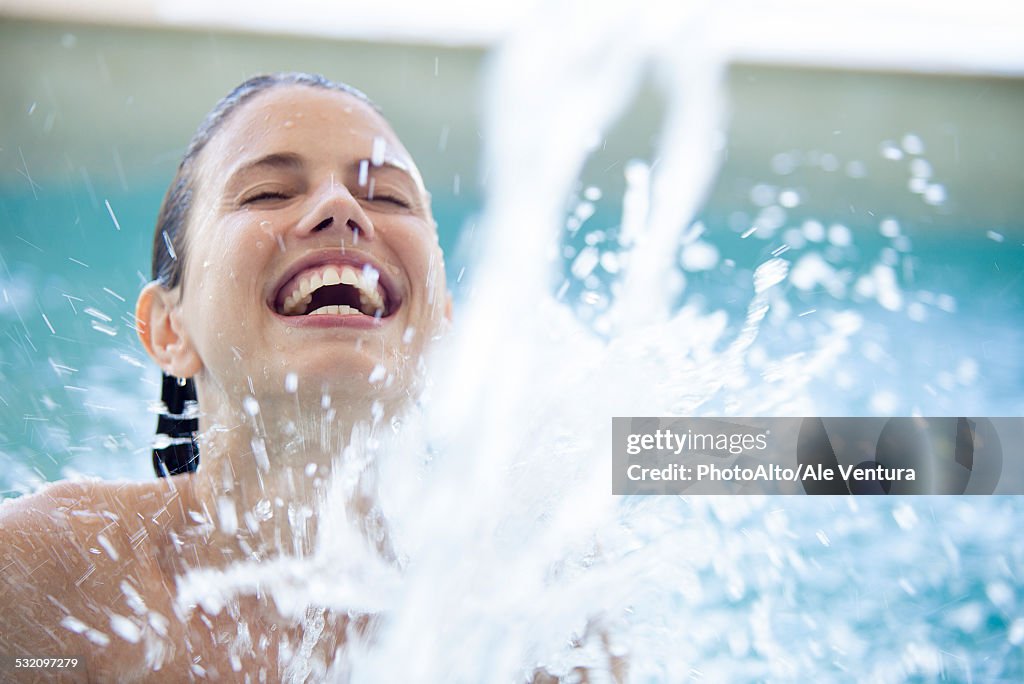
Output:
[444,291,453,322]
[136,282,203,379]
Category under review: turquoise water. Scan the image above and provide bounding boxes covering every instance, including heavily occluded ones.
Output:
[602,495,1024,682]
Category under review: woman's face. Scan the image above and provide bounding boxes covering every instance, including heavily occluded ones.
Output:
[173,85,449,407]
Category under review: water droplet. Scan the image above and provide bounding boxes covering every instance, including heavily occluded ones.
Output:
[778,189,800,208]
[371,136,387,166]
[892,504,918,530]
[901,133,925,155]
[368,365,387,383]
[61,616,88,634]
[880,140,903,160]
[908,176,928,194]
[956,358,978,385]
[251,438,269,471]
[798,220,823,241]
[909,158,932,179]
[361,264,380,290]
[109,615,141,644]
[923,184,946,206]
[680,241,719,272]
[827,224,852,247]
[163,230,177,260]
[253,499,272,521]
[600,251,620,273]
[749,183,776,207]
[243,396,259,416]
[879,218,900,238]
[1008,619,1024,645]
[756,205,786,235]
[575,201,596,222]
[571,246,599,279]
[753,258,789,294]
[770,151,798,175]
[217,497,238,535]
[782,228,806,249]
[869,390,899,414]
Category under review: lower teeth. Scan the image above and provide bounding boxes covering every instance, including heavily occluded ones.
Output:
[308,305,360,316]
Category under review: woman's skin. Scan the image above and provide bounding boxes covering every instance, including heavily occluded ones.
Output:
[0,85,451,680]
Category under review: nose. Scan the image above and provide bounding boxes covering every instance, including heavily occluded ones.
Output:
[295,178,375,241]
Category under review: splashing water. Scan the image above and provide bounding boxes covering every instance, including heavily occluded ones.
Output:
[170,4,1022,683]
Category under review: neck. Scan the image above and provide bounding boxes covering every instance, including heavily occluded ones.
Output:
[182,387,392,565]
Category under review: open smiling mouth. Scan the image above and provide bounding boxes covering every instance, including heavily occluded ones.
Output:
[275,263,395,318]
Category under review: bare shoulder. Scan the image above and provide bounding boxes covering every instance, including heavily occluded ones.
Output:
[0,478,185,660]
[0,478,175,541]
[0,478,186,581]
[1,479,109,522]
[0,479,111,567]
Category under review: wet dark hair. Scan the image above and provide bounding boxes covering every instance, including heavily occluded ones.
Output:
[151,72,376,477]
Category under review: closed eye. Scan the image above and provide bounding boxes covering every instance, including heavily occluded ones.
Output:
[242,191,291,205]
[365,193,411,209]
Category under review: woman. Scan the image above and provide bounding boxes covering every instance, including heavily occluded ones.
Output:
[0,72,451,680]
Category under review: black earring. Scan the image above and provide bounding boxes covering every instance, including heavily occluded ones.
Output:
[152,373,200,477]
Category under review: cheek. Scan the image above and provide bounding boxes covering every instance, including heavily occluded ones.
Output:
[406,233,445,282]
[194,219,278,283]
[183,228,277,329]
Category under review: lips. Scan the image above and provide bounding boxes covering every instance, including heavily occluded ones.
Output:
[270,251,402,322]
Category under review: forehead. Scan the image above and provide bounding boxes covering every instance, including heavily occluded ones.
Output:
[200,85,416,180]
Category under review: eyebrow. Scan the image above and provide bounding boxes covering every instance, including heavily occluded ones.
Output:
[353,157,416,181]
[352,157,424,198]
[229,152,305,180]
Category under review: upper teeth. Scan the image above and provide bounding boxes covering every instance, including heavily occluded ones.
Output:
[280,264,386,316]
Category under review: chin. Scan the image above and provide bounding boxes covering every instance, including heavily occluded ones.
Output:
[280,355,417,406]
